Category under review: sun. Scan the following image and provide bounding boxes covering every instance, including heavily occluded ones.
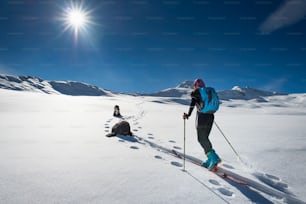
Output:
[67,9,87,30]
[59,1,94,43]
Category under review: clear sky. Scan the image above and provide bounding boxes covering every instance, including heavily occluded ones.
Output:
[0,0,306,94]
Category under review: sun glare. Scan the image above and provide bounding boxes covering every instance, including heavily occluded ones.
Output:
[67,9,87,30]
[60,1,94,44]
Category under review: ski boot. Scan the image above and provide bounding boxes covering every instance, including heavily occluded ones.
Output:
[201,151,213,168]
[201,158,210,168]
[206,149,221,171]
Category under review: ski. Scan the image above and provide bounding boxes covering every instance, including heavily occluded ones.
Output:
[171,149,248,186]
[170,149,304,203]
[134,134,248,186]
[133,135,305,203]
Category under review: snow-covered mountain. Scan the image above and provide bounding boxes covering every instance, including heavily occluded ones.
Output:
[149,81,284,100]
[176,80,194,89]
[147,80,193,98]
[145,81,306,109]
[0,74,111,96]
[218,86,284,101]
[1,74,304,109]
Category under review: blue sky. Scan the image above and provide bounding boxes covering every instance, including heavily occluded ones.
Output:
[0,0,306,94]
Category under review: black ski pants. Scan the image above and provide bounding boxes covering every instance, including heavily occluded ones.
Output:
[196,113,214,154]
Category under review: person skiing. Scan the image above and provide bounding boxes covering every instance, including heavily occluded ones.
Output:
[183,78,221,171]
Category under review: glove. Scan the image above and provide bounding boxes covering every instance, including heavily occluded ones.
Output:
[183,113,189,120]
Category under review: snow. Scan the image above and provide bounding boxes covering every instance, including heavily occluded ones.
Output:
[0,74,111,96]
[1,87,306,203]
[218,86,284,101]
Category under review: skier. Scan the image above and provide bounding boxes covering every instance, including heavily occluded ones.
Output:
[183,78,221,171]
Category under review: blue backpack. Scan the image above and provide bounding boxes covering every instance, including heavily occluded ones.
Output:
[198,87,220,113]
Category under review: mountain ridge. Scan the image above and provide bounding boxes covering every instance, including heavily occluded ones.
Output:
[0,74,111,96]
[0,74,291,100]
[148,80,285,100]
[1,74,306,109]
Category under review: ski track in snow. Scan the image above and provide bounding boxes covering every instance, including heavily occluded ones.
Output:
[105,110,238,202]
[104,100,306,204]
[104,101,238,202]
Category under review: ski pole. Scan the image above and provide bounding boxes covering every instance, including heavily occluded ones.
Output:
[214,121,240,159]
[183,118,186,172]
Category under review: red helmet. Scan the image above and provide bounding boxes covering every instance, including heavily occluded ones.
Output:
[193,78,205,88]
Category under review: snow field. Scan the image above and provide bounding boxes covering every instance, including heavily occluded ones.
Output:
[0,89,305,203]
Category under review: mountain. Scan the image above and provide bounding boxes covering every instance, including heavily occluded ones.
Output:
[145,81,297,107]
[0,74,297,104]
[147,80,193,98]
[148,81,284,100]
[0,74,111,96]
[218,86,285,101]
[176,80,194,89]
